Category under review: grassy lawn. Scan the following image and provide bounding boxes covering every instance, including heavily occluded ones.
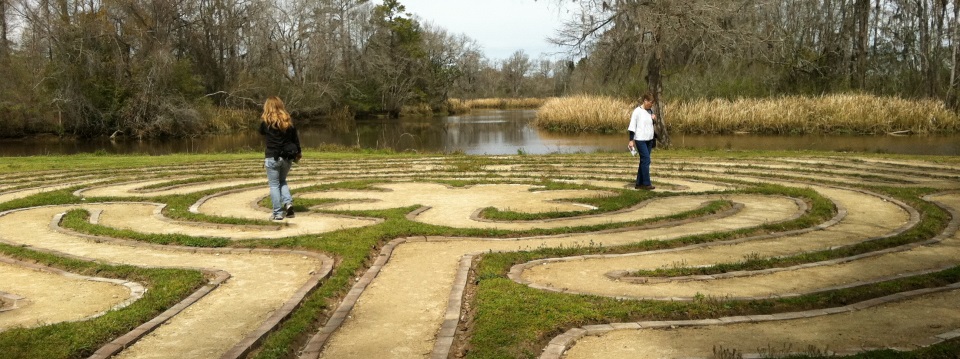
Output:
[0,150,958,359]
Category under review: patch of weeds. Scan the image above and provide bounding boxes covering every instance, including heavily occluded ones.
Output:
[713,345,744,359]
[445,156,496,173]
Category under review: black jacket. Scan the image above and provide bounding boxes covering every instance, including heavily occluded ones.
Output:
[259,122,301,159]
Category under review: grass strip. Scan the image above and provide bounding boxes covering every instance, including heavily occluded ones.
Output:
[466,252,960,358]
[626,187,944,277]
[62,209,232,247]
[250,183,822,358]
[0,244,205,359]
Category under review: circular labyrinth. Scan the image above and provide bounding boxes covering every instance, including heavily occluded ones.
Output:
[0,153,959,358]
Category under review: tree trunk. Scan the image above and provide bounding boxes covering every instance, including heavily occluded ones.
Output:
[852,0,871,89]
[646,25,669,148]
[57,0,69,23]
[917,0,933,96]
[949,0,960,109]
[0,0,7,60]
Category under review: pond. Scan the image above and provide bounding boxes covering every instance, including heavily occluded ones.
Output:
[2,109,958,156]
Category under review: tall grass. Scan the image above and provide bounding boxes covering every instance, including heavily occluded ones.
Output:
[200,105,259,133]
[446,99,471,115]
[458,97,551,109]
[532,95,633,133]
[396,98,542,117]
[534,94,960,135]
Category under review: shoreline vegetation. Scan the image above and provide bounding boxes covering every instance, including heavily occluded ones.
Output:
[399,98,547,117]
[532,94,960,135]
[6,94,960,141]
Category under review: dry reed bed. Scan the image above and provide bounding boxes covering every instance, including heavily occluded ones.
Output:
[533,95,633,133]
[404,99,546,117]
[533,94,960,135]
[455,97,551,109]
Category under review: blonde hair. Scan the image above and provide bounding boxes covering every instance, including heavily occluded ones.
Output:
[261,96,292,131]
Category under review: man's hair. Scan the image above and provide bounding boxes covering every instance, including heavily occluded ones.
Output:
[641,93,655,102]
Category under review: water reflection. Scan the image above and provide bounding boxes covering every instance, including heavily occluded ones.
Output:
[1,110,958,156]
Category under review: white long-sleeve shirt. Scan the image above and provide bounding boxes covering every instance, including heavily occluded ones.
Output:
[627,106,655,141]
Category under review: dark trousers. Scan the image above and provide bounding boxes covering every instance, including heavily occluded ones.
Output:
[634,140,652,186]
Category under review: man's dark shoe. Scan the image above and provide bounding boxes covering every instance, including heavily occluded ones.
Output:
[283,203,296,218]
[635,185,656,190]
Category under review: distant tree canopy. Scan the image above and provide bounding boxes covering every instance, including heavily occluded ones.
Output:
[0,0,957,138]
[554,0,960,103]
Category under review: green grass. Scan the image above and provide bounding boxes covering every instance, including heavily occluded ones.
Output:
[461,183,956,358]
[467,254,960,359]
[626,187,944,277]
[62,209,233,247]
[1,151,959,359]
[0,244,205,359]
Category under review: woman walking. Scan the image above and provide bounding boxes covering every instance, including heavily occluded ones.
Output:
[260,96,302,220]
[627,93,656,190]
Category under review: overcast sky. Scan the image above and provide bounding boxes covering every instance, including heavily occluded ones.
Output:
[392,0,577,61]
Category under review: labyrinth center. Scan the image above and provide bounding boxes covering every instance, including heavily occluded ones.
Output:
[0,154,958,358]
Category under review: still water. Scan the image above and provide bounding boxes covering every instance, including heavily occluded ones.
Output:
[1,109,958,156]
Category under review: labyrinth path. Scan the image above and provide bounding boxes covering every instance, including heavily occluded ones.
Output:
[0,153,958,359]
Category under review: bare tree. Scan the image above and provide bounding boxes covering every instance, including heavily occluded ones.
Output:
[950,0,960,108]
[552,0,760,146]
[501,50,531,97]
[0,0,8,59]
[420,22,481,106]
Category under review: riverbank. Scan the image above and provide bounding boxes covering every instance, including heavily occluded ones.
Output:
[3,110,960,156]
[533,94,960,135]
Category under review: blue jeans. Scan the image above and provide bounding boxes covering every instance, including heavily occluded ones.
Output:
[633,140,652,186]
[265,157,293,217]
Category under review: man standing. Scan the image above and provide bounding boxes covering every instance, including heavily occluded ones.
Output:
[627,93,656,190]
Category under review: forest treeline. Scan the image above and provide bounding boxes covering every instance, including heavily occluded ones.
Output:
[0,0,957,138]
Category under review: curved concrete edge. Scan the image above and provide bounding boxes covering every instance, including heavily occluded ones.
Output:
[295,199,755,359]
[0,206,338,359]
[611,187,920,285]
[71,176,259,198]
[221,249,335,359]
[504,198,789,291]
[534,190,960,357]
[507,184,934,302]
[72,178,185,198]
[89,270,232,359]
[430,254,474,359]
[296,234,476,359]
[609,187,943,293]
[188,184,385,229]
[298,237,409,359]
[538,282,960,359]
[466,187,736,226]
[0,255,145,318]
[0,290,25,312]
[86,202,286,233]
[1,179,98,197]
[187,182,326,215]
[189,185,272,214]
